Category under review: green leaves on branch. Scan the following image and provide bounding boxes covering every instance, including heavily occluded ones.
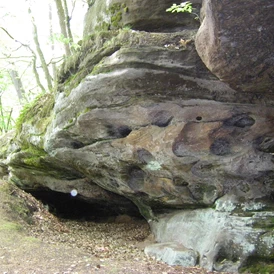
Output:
[166,1,193,13]
[166,1,200,22]
[51,33,81,51]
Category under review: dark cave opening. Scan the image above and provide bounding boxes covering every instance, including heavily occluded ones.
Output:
[29,190,144,221]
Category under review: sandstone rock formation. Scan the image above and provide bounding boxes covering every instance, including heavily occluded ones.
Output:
[1,0,274,272]
[195,0,274,93]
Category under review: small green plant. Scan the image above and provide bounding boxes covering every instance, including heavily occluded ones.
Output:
[51,33,81,51]
[0,70,14,134]
[122,24,132,31]
[166,1,200,22]
[0,103,13,134]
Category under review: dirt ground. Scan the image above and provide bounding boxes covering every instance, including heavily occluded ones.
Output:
[0,180,234,274]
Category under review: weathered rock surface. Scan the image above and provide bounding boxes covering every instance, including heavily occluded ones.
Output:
[195,0,274,93]
[2,0,274,272]
[150,209,274,272]
[145,242,199,267]
[84,0,201,34]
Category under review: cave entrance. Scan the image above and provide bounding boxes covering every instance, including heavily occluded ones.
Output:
[29,189,144,222]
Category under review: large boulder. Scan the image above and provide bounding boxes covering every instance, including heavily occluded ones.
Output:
[150,208,274,272]
[195,0,274,93]
[5,0,274,272]
[84,0,201,33]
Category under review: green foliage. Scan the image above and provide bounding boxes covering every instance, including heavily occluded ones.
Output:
[0,70,11,92]
[51,33,81,51]
[166,1,200,21]
[0,105,13,134]
[240,257,274,274]
[0,70,14,134]
[123,24,132,31]
[166,1,193,13]
[0,222,22,232]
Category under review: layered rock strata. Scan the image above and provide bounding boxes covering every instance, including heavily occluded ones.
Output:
[2,0,274,272]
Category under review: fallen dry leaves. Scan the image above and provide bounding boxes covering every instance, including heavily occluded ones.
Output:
[0,181,234,273]
[28,213,234,274]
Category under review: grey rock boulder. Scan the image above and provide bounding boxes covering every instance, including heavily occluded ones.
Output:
[150,208,274,272]
[145,242,199,267]
[84,0,201,34]
[195,0,274,93]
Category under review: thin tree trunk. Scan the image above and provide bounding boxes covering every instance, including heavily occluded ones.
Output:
[54,0,72,56]
[49,3,57,82]
[8,69,26,105]
[6,108,13,132]
[28,7,53,91]
[0,97,4,133]
[32,56,46,93]
[63,0,74,44]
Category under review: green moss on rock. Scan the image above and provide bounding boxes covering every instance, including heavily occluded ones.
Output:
[16,93,55,134]
[111,11,122,28]
[252,217,274,229]
[240,257,274,274]
[109,3,128,30]
[12,143,48,170]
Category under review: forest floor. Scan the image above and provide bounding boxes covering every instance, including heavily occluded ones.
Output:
[0,180,234,274]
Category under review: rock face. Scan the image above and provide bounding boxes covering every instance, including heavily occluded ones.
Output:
[84,0,201,33]
[145,242,199,267]
[150,209,274,272]
[2,0,274,272]
[195,0,274,93]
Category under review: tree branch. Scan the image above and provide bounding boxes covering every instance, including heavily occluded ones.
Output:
[0,26,15,40]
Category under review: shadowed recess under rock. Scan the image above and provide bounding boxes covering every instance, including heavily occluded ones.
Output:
[29,190,143,221]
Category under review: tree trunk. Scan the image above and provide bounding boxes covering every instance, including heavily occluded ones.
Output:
[49,3,57,82]
[28,7,53,91]
[9,69,26,105]
[54,0,72,56]
[32,56,46,93]
[63,0,74,44]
